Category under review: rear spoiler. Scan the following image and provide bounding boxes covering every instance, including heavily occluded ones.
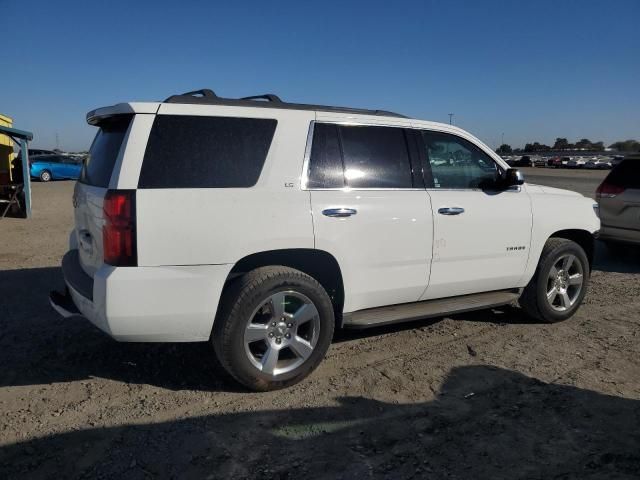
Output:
[86,102,160,126]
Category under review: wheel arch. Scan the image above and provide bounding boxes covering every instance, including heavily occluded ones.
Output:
[226,249,346,327]
[548,229,595,270]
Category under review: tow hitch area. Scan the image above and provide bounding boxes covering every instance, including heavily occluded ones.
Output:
[49,289,82,318]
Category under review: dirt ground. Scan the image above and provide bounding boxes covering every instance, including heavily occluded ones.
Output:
[1,174,639,479]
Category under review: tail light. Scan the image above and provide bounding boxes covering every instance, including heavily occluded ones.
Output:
[103,190,137,266]
[595,182,625,199]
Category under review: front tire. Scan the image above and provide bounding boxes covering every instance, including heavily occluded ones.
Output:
[212,266,335,391]
[39,170,52,182]
[520,238,589,323]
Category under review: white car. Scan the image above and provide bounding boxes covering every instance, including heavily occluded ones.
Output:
[585,158,612,170]
[50,89,600,391]
[566,157,587,169]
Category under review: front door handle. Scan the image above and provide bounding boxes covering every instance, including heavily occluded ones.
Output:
[438,207,465,216]
[322,208,357,218]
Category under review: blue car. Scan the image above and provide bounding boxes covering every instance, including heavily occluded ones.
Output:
[30,155,83,182]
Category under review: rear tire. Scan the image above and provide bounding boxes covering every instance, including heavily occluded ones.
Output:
[520,238,589,323]
[39,170,52,182]
[212,266,335,391]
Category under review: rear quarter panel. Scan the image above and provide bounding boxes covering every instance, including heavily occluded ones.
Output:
[600,188,640,232]
[29,163,43,177]
[30,162,50,178]
[130,105,316,266]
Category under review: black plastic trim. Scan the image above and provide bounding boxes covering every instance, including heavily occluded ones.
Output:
[415,131,435,188]
[404,129,426,189]
[62,250,94,301]
[50,289,81,316]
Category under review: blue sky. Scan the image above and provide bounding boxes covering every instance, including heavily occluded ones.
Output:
[1,0,638,151]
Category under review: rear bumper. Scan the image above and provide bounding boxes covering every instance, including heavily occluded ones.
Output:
[51,249,234,342]
[597,225,640,245]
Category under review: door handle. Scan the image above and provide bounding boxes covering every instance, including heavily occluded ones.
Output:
[322,208,357,218]
[438,207,465,216]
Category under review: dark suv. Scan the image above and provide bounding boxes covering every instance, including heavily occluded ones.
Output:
[596,156,640,248]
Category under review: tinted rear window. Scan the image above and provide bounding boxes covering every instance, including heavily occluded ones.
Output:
[606,159,640,188]
[307,123,413,189]
[138,115,277,189]
[339,125,412,188]
[80,115,132,188]
[307,123,344,188]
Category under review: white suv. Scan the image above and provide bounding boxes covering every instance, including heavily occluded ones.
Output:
[50,89,600,391]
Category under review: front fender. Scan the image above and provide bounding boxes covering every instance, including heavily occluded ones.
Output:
[519,186,599,285]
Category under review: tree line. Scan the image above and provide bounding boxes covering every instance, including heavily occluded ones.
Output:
[496,138,640,154]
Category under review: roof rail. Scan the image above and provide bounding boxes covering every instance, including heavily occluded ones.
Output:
[163,89,218,102]
[241,94,283,103]
[162,89,406,118]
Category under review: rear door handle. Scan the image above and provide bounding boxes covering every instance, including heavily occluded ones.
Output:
[438,207,465,216]
[322,208,357,218]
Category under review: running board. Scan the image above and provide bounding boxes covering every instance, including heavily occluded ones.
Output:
[342,290,521,329]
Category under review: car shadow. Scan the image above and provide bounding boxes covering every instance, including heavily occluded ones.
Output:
[2,241,635,392]
[0,266,238,392]
[1,365,638,479]
[0,264,576,391]
[592,240,640,274]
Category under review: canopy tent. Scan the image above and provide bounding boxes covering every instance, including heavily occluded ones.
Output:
[0,123,33,218]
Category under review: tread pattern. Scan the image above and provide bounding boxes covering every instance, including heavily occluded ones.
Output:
[212,266,334,391]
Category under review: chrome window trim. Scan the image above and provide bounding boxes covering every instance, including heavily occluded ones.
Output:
[301,120,514,193]
[424,186,522,193]
[306,187,428,192]
[301,120,419,192]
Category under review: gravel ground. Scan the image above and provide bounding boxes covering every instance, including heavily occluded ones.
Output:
[1,175,639,479]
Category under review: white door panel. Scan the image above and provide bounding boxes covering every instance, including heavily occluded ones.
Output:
[311,190,433,313]
[422,189,532,300]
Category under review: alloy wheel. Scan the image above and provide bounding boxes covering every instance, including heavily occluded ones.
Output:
[243,290,320,376]
[546,254,584,312]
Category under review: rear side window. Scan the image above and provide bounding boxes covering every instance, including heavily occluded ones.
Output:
[606,159,640,188]
[80,115,132,188]
[307,123,413,189]
[340,125,412,189]
[307,123,344,188]
[138,115,277,189]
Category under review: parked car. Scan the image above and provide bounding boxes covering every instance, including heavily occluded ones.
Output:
[506,155,532,167]
[596,156,640,248]
[548,156,571,168]
[566,157,587,169]
[50,89,600,391]
[29,148,57,157]
[29,154,83,182]
[14,149,58,165]
[533,157,547,167]
[611,156,625,168]
[584,158,611,170]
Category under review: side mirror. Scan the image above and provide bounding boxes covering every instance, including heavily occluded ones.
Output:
[503,168,524,187]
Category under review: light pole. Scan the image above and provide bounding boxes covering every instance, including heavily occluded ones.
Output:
[448,113,454,125]
[501,132,504,146]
